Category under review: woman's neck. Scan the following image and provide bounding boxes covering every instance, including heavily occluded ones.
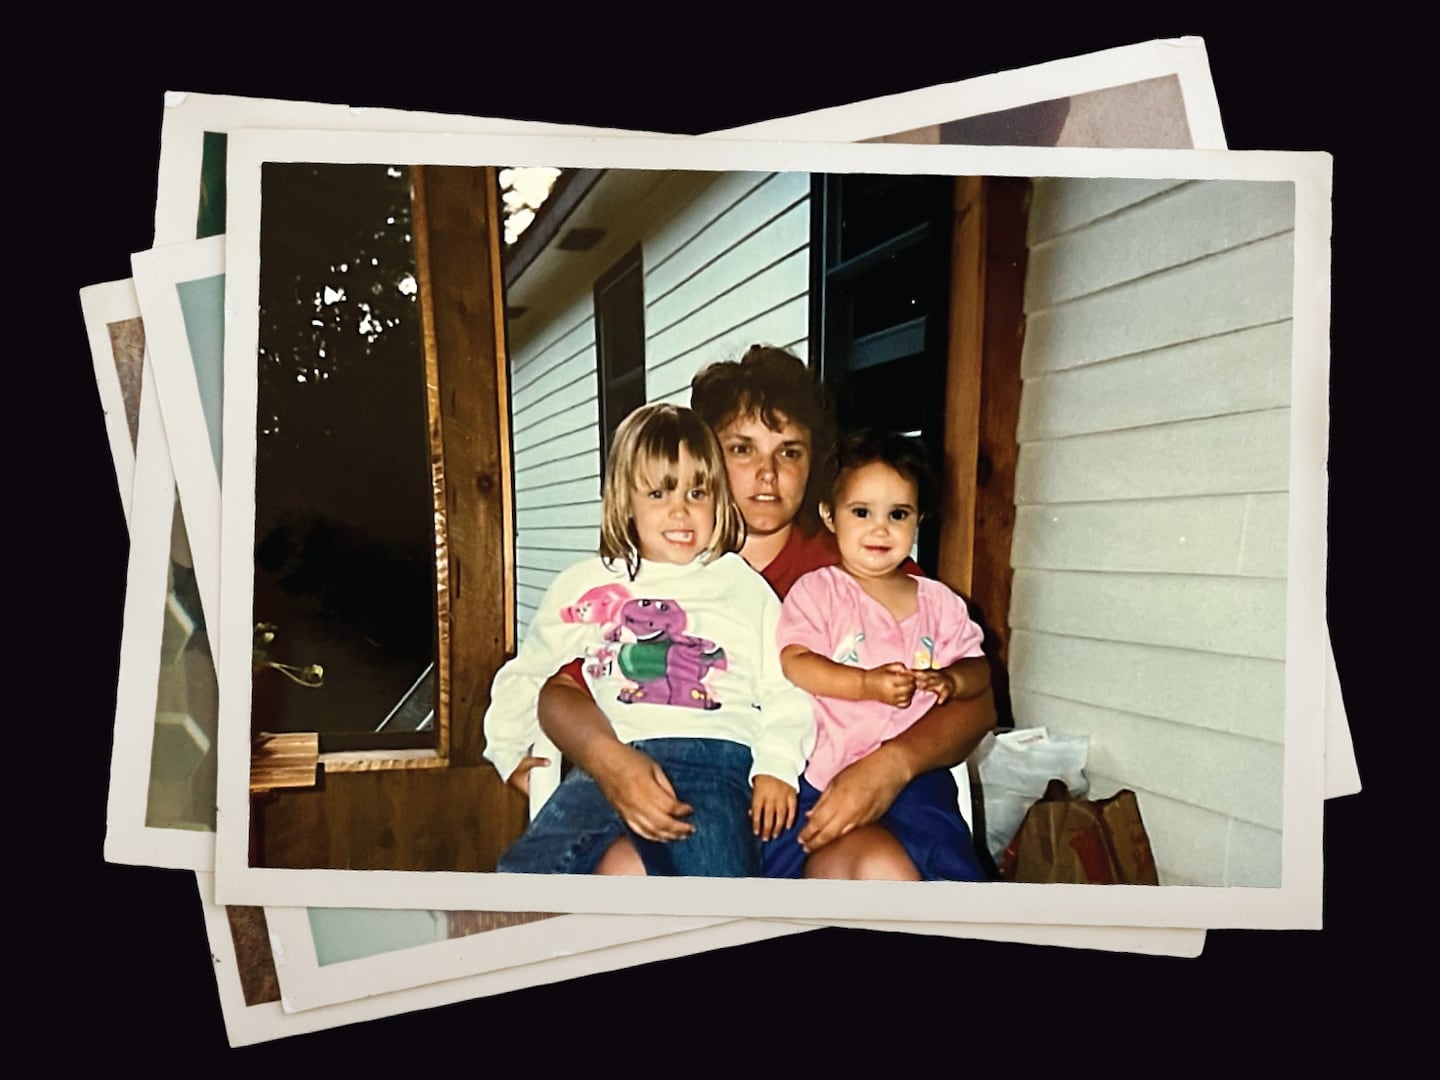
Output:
[740,522,793,573]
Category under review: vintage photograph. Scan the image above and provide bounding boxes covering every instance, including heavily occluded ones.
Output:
[213,131,1329,927]
[80,279,146,523]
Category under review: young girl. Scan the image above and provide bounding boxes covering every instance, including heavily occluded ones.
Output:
[765,429,991,881]
[483,403,815,877]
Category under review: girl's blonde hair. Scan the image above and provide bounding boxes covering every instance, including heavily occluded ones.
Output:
[599,403,745,579]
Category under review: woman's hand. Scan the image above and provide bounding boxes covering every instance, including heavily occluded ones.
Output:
[505,754,552,797]
[797,743,911,853]
[588,742,696,843]
[750,775,798,841]
[861,662,917,708]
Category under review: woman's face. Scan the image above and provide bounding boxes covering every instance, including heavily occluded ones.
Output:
[712,411,812,537]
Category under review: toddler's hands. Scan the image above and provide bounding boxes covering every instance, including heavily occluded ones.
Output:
[750,774,797,841]
[911,668,957,705]
[505,754,552,797]
[861,662,916,708]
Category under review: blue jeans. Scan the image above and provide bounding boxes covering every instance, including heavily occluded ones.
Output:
[496,737,762,877]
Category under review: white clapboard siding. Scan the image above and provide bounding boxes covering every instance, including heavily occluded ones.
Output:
[510,312,596,400]
[1017,322,1292,441]
[1011,494,1288,579]
[646,173,807,299]
[1026,178,1186,240]
[1015,410,1291,505]
[513,429,599,479]
[1025,180,1296,308]
[646,294,812,402]
[1022,233,1294,377]
[646,248,810,378]
[508,291,603,640]
[516,475,605,512]
[1009,569,1287,660]
[1008,630,1285,743]
[1008,177,1294,887]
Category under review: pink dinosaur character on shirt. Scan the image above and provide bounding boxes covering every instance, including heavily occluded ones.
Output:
[561,583,630,626]
[562,583,631,678]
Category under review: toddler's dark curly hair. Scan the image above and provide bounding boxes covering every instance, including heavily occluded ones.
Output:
[828,428,939,519]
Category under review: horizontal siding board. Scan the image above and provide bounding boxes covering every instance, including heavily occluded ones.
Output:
[509,306,596,398]
[516,475,601,511]
[512,406,596,457]
[512,417,598,470]
[512,342,596,414]
[1225,819,1282,888]
[1008,629,1286,742]
[1016,321,1292,441]
[514,450,601,492]
[516,547,594,574]
[646,175,809,302]
[1025,180,1296,309]
[1012,691,1283,831]
[516,501,601,530]
[512,434,596,478]
[644,172,777,272]
[1008,569,1287,659]
[510,526,599,552]
[646,247,810,365]
[1021,232,1295,375]
[646,201,810,335]
[645,293,810,401]
[1027,177,1187,242]
[1238,493,1289,578]
[512,367,597,435]
[1010,493,1288,578]
[1014,409,1291,504]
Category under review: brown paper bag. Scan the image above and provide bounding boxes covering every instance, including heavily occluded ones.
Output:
[998,779,1159,885]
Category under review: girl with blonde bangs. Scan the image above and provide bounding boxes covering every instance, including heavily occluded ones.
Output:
[484,403,815,878]
[599,404,746,581]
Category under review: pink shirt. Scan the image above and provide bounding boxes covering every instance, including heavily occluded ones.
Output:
[777,565,985,790]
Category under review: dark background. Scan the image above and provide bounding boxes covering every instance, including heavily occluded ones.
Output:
[39,14,1396,1068]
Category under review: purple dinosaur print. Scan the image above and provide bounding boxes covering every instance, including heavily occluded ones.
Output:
[604,597,727,710]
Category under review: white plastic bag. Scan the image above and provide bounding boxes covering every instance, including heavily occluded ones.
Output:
[970,726,1090,864]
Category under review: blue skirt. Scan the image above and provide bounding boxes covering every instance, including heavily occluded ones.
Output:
[762,767,985,881]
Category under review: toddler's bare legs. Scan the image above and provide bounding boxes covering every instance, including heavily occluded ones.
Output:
[802,824,921,881]
[595,835,647,876]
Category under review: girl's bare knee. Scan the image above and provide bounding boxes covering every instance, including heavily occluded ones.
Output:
[803,827,921,881]
[594,836,647,876]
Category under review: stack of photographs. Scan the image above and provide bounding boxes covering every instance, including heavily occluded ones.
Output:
[77,35,1359,1052]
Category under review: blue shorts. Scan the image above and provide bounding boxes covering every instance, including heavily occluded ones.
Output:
[496,737,761,878]
[762,768,985,881]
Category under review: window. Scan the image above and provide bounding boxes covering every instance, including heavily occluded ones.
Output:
[594,245,647,475]
[810,173,955,570]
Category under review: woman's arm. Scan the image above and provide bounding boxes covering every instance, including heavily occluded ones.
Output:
[536,673,695,841]
[796,688,996,852]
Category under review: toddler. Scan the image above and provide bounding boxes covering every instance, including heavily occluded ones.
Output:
[766,429,990,880]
